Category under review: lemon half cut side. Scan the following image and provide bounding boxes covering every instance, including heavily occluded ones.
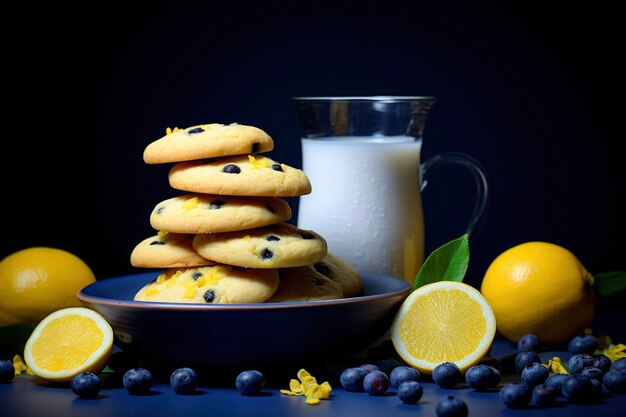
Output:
[391,281,496,376]
[24,307,113,382]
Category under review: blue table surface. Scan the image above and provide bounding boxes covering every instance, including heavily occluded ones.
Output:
[1,336,625,417]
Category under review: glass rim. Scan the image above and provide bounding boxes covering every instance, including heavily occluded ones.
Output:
[292,95,436,102]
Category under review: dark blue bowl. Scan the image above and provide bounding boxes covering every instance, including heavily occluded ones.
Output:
[78,271,410,368]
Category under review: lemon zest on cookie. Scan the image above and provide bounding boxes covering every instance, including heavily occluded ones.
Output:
[157,230,169,239]
[248,155,270,170]
[182,197,199,211]
[166,127,181,135]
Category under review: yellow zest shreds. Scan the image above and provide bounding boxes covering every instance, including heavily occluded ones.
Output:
[182,196,199,211]
[543,357,569,374]
[248,155,271,169]
[280,369,332,405]
[157,230,169,239]
[12,354,33,376]
[598,343,626,362]
[166,127,181,135]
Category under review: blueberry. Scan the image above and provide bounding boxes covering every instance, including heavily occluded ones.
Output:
[222,164,241,174]
[397,381,423,404]
[611,357,626,371]
[260,248,273,259]
[363,370,389,395]
[0,360,15,383]
[562,374,593,403]
[271,163,283,172]
[532,383,557,406]
[589,378,603,397]
[465,364,500,390]
[521,362,549,388]
[497,352,517,374]
[545,373,568,396]
[514,351,540,374]
[568,353,594,374]
[236,370,265,395]
[581,366,604,381]
[251,142,260,153]
[209,200,226,209]
[499,382,532,409]
[359,363,380,372]
[340,367,369,392]
[568,334,597,354]
[187,127,205,134]
[71,372,101,399]
[436,395,468,417]
[518,333,541,352]
[479,355,500,370]
[592,355,612,374]
[123,368,153,394]
[203,289,215,303]
[432,362,463,389]
[376,358,402,376]
[266,234,280,241]
[389,365,420,388]
[313,262,331,276]
[170,367,197,394]
[603,369,626,393]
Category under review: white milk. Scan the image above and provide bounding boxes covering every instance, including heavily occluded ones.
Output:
[298,136,424,283]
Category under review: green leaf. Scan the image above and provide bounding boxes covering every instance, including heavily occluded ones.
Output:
[413,233,470,290]
[595,271,626,297]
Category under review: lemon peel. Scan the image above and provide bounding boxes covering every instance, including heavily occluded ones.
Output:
[280,368,332,405]
[12,354,33,376]
[598,343,626,362]
[543,357,569,374]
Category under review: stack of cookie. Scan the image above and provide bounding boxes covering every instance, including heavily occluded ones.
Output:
[130,123,361,304]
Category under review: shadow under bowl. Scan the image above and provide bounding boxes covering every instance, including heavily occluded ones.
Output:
[78,271,411,368]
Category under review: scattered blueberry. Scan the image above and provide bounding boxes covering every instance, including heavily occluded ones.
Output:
[592,354,612,374]
[436,395,469,417]
[340,367,369,392]
[545,373,568,396]
[568,353,594,374]
[389,366,420,388]
[170,367,198,394]
[568,334,597,355]
[611,357,626,372]
[521,362,549,388]
[603,369,626,393]
[123,368,153,395]
[71,372,102,399]
[497,353,517,374]
[363,370,389,395]
[518,333,541,352]
[515,351,541,374]
[532,383,557,406]
[499,382,532,409]
[222,164,241,174]
[236,370,265,395]
[0,360,14,384]
[397,381,423,404]
[465,364,500,390]
[376,358,401,376]
[432,362,463,389]
[359,363,379,372]
[581,367,604,381]
[562,374,594,403]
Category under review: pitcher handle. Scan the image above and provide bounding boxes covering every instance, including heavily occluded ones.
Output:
[420,152,489,240]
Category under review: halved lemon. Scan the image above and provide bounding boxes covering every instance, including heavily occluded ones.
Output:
[24,307,113,382]
[391,281,496,375]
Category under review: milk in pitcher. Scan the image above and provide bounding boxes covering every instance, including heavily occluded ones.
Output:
[298,136,424,282]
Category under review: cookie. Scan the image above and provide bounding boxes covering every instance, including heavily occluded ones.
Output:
[168,154,312,197]
[150,193,292,234]
[313,252,362,298]
[143,123,274,164]
[193,223,327,269]
[265,266,343,302]
[130,232,212,268]
[133,265,279,304]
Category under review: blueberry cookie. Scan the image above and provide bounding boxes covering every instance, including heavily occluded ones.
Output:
[192,223,327,269]
[313,252,362,298]
[265,266,343,302]
[168,154,312,197]
[133,265,279,304]
[150,193,292,234]
[143,123,274,164]
[130,232,213,268]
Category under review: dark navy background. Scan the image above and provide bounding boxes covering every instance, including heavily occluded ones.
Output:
[4,1,624,291]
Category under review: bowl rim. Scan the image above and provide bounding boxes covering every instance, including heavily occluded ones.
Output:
[78,270,411,311]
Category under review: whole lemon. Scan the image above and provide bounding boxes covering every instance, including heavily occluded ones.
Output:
[0,247,96,327]
[480,241,596,344]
